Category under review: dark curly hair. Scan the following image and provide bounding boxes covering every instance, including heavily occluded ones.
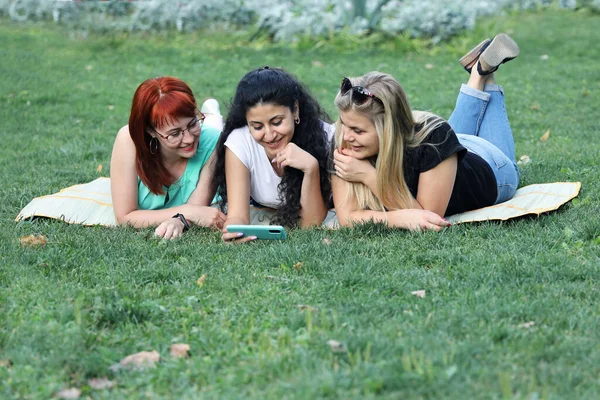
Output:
[213,66,332,228]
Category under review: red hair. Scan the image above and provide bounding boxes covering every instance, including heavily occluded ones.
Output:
[129,77,197,194]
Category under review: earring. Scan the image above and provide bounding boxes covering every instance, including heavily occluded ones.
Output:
[294,117,300,125]
[149,137,159,155]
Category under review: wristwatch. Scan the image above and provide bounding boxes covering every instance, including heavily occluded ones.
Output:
[172,213,189,232]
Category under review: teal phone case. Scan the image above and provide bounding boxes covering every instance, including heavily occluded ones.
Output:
[227,225,287,240]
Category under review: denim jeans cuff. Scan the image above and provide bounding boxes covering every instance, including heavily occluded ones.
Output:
[484,84,504,94]
[459,84,490,101]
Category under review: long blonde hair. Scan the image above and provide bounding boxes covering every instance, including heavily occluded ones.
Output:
[334,71,444,211]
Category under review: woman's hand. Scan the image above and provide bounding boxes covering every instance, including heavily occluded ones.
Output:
[154,218,185,240]
[181,205,226,229]
[333,148,375,184]
[272,143,318,174]
[221,227,257,244]
[389,209,451,232]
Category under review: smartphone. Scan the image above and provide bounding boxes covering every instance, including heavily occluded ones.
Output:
[227,225,287,240]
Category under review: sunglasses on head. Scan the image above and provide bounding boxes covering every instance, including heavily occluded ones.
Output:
[340,77,382,105]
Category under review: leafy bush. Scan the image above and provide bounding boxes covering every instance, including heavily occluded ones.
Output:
[2,0,597,42]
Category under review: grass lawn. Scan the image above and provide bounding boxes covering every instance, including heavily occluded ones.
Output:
[1,9,599,399]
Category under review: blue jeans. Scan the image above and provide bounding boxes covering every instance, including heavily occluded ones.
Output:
[448,84,520,204]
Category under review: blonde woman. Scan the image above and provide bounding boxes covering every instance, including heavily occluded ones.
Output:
[331,34,520,231]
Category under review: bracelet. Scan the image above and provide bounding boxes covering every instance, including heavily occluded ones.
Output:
[172,213,189,232]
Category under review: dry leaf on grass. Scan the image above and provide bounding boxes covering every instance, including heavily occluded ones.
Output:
[170,343,190,358]
[530,102,541,111]
[540,129,550,142]
[55,388,81,399]
[107,105,115,110]
[88,377,114,390]
[96,164,103,173]
[517,155,531,166]
[85,65,93,71]
[293,262,303,270]
[327,339,347,353]
[197,274,207,287]
[116,350,160,370]
[518,321,535,329]
[20,234,47,247]
[411,290,426,298]
[424,63,434,69]
[0,359,11,368]
[312,60,323,67]
[296,304,318,312]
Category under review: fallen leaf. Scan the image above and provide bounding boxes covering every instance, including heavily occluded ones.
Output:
[107,105,114,110]
[96,164,102,173]
[170,343,190,358]
[322,237,331,245]
[540,129,550,142]
[0,359,11,368]
[311,60,323,67]
[86,65,93,71]
[20,234,47,247]
[582,90,590,97]
[8,93,14,98]
[296,304,318,312]
[293,262,303,270]
[518,321,535,329]
[517,155,531,166]
[88,377,114,390]
[540,54,549,61]
[118,350,160,370]
[327,339,347,353]
[197,274,207,287]
[411,290,426,298]
[530,101,540,111]
[55,388,81,399]
[424,63,434,69]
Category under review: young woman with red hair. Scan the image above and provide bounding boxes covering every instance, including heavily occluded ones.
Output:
[110,76,225,239]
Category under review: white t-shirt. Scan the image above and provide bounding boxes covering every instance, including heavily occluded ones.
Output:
[224,122,335,209]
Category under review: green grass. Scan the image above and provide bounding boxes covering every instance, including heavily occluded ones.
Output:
[1,9,599,399]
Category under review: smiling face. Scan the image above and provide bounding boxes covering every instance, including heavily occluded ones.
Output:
[339,109,379,159]
[246,103,298,160]
[152,115,200,160]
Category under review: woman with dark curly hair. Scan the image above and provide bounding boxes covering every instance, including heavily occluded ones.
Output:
[213,66,333,242]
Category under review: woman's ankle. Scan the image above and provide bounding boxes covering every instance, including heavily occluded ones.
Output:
[466,61,488,91]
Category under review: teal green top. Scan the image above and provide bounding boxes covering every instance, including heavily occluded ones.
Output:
[137,125,220,210]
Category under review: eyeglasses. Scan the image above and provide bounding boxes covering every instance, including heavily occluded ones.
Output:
[154,112,205,145]
[340,77,382,105]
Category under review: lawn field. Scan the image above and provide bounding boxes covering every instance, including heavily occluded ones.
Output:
[1,9,599,399]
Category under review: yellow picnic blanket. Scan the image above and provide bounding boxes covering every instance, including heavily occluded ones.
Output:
[16,178,580,227]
